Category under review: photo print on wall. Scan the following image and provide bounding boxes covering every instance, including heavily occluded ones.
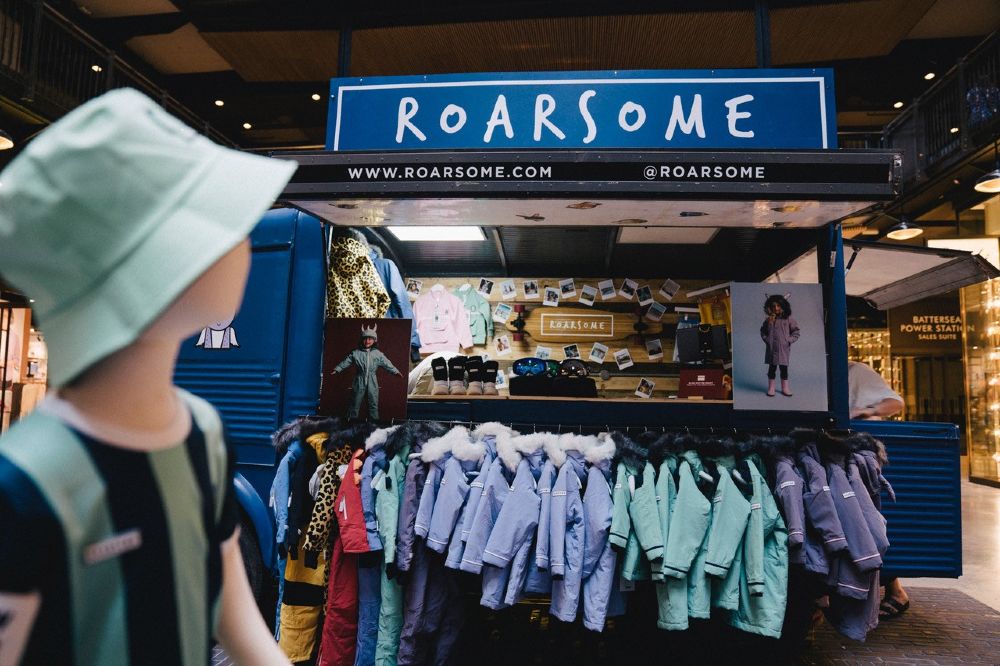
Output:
[637,285,654,306]
[500,279,517,300]
[619,278,638,300]
[646,337,663,360]
[589,342,609,363]
[579,285,598,306]
[492,302,513,323]
[646,302,667,322]
[659,278,681,301]
[563,343,581,360]
[731,282,828,412]
[478,278,495,298]
[523,280,540,299]
[535,345,552,360]
[494,334,512,356]
[635,378,655,399]
[543,287,561,307]
[406,278,423,298]
[598,279,616,300]
[614,348,634,370]
[559,278,577,298]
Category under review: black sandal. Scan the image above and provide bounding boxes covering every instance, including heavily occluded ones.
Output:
[879,597,910,619]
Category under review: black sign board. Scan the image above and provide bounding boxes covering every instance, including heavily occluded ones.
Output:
[888,295,963,355]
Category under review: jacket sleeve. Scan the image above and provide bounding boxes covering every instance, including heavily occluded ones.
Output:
[360,453,382,552]
[662,461,711,578]
[743,466,766,597]
[549,466,571,577]
[535,463,557,569]
[455,296,474,349]
[774,462,805,550]
[302,462,342,568]
[460,462,501,574]
[395,458,424,574]
[414,463,442,539]
[377,350,401,376]
[800,459,848,554]
[426,458,471,553]
[787,317,800,343]
[284,445,319,557]
[480,295,495,340]
[332,353,354,374]
[608,462,633,550]
[760,319,770,342]
[460,463,489,542]
[581,468,614,579]
[375,466,399,567]
[628,462,665,563]
[482,468,541,568]
[703,472,751,578]
[270,449,294,550]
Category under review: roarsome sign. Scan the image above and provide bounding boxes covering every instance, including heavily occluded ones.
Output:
[540,313,615,339]
[326,69,836,151]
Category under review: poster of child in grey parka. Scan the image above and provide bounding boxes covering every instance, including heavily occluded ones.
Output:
[321,318,409,422]
[731,282,827,412]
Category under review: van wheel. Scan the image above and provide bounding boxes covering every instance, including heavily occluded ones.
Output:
[238,513,277,631]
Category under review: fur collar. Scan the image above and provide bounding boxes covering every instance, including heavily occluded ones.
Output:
[586,433,617,464]
[365,425,400,451]
[496,430,522,472]
[421,426,471,462]
[472,422,517,440]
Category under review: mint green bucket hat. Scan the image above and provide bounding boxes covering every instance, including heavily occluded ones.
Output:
[0,88,297,387]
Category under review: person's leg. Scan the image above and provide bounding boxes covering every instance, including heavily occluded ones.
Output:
[767,364,777,396]
[348,387,363,420]
[880,575,910,618]
[367,387,379,422]
[780,365,792,396]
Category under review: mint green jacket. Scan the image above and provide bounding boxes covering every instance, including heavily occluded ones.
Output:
[610,461,662,581]
[452,287,494,344]
[728,460,788,639]
[374,447,409,666]
[705,456,751,611]
[652,456,689,630]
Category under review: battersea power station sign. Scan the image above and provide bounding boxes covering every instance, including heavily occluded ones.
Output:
[888,296,964,355]
[326,69,836,151]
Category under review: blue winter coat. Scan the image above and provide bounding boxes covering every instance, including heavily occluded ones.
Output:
[370,250,421,348]
[773,455,805,564]
[271,441,303,552]
[548,451,587,621]
[581,457,619,632]
[797,444,848,575]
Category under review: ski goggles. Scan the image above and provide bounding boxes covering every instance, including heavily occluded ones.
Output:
[558,359,589,378]
[512,357,561,377]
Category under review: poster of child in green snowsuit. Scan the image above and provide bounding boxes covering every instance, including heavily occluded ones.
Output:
[321,318,410,421]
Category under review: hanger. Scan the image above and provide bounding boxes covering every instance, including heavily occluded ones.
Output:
[431,283,446,292]
[458,283,471,291]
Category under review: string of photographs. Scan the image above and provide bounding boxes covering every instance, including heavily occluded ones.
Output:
[407,276,684,313]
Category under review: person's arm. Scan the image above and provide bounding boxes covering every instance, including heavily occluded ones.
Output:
[332,352,354,374]
[760,317,771,341]
[787,317,801,343]
[216,530,291,665]
[851,397,903,419]
[377,351,402,376]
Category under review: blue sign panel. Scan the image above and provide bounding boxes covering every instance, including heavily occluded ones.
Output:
[327,69,837,151]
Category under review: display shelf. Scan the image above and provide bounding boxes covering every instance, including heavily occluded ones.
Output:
[410,395,732,404]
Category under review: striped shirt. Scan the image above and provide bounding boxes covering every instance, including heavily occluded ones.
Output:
[0,390,237,665]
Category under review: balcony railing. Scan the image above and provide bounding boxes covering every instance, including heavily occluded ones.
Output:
[884,31,1000,186]
[0,0,233,146]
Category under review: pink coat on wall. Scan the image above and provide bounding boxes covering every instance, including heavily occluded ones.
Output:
[413,285,473,353]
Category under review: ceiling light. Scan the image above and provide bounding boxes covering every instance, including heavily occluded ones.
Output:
[387,226,486,242]
[214,99,224,107]
[0,130,13,151]
[950,127,959,134]
[311,93,322,101]
[885,217,924,241]
[242,122,252,130]
[975,139,1000,193]
[91,64,102,73]
[893,101,904,109]
[924,72,936,80]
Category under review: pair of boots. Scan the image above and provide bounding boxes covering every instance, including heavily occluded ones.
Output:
[431,356,499,396]
[766,379,793,397]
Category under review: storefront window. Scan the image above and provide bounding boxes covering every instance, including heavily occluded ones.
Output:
[963,279,1000,486]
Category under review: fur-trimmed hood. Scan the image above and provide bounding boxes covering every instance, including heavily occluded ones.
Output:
[549,433,599,468]
[366,425,400,451]
[611,432,647,471]
[586,433,617,464]
[474,422,520,469]
[421,426,478,463]
[496,432,551,472]
[271,416,342,456]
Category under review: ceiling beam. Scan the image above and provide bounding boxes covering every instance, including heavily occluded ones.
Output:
[490,228,509,276]
[95,13,189,40]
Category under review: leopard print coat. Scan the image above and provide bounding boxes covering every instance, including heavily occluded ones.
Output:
[302,443,355,564]
[326,237,391,318]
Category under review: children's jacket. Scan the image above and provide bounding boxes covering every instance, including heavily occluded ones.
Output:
[760,316,800,366]
[326,237,391,318]
[580,440,620,632]
[374,444,409,666]
[445,426,505,568]
[484,441,547,608]
[318,470,363,666]
[773,455,805,563]
[369,249,421,348]
[285,432,327,557]
[653,455,688,631]
[414,427,471,542]
[825,454,882,572]
[271,441,304,555]
[453,284,495,344]
[426,444,484,554]
[797,444,848,574]
[548,451,587,621]
[662,457,711,582]
[704,456,750,580]
[728,460,788,639]
[414,286,474,353]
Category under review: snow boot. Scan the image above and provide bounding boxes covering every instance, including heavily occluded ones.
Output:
[466,356,485,395]
[781,379,793,396]
[483,361,500,395]
[448,356,468,395]
[431,357,449,395]
[767,379,776,397]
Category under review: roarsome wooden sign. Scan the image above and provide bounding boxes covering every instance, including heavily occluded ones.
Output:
[508,307,662,342]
